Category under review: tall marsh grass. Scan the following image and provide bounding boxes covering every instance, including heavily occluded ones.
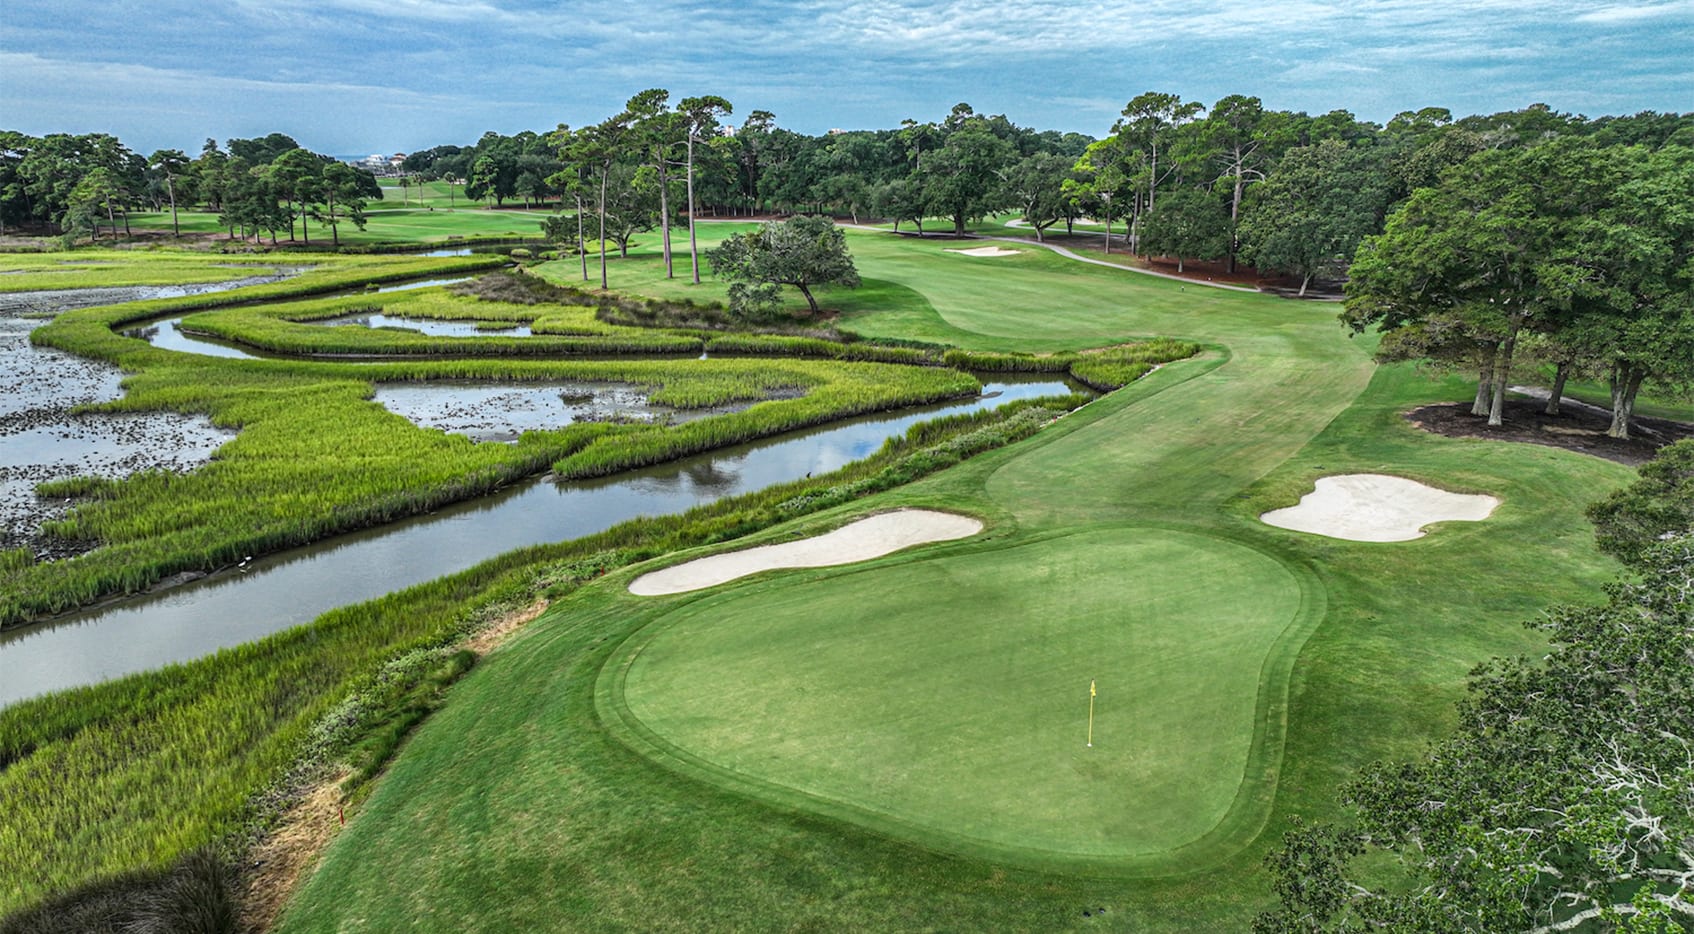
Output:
[0,348,975,625]
[0,393,1086,921]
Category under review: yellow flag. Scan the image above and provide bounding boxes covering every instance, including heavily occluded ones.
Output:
[1090,679,1096,697]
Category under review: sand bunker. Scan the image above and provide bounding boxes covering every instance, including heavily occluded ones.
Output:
[944,246,1021,258]
[1260,474,1499,542]
[629,509,983,595]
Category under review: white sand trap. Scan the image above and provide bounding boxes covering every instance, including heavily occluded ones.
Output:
[629,509,983,595]
[944,246,1022,258]
[1260,474,1499,542]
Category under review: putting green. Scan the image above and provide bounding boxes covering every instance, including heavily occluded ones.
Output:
[601,526,1315,867]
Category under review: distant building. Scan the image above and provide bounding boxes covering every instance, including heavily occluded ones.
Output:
[344,153,407,177]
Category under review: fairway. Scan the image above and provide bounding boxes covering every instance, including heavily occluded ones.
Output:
[605,527,1314,865]
[274,226,1632,932]
[126,205,555,246]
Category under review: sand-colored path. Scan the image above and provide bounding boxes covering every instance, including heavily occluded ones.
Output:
[1260,474,1499,542]
[629,509,983,595]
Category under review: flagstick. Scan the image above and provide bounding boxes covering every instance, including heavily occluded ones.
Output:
[1087,679,1096,748]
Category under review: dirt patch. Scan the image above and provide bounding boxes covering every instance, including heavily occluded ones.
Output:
[464,599,549,654]
[238,774,348,933]
[1408,399,1694,467]
[235,601,548,929]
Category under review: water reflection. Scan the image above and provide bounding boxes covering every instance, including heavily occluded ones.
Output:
[323,312,533,339]
[374,277,473,293]
[124,319,262,359]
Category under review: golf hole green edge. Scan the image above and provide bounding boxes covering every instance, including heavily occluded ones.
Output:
[593,522,1327,877]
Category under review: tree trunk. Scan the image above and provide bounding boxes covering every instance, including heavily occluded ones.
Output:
[1487,315,1525,427]
[167,177,179,236]
[953,212,966,236]
[1545,361,1569,416]
[658,162,673,278]
[1227,175,1244,274]
[1608,363,1646,440]
[1148,142,1158,217]
[1298,273,1311,297]
[796,282,819,314]
[686,136,701,284]
[597,165,609,291]
[1473,356,1494,416]
[1177,257,1185,273]
[576,196,588,283]
[1102,207,1112,254]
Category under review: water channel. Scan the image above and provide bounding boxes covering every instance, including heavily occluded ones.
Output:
[2,271,1080,706]
[1,379,1072,706]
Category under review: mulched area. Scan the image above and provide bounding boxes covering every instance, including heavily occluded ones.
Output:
[1407,398,1694,466]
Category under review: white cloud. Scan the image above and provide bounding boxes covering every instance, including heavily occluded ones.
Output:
[2,0,1688,147]
[0,52,536,151]
[1575,1,1694,22]
[0,52,487,106]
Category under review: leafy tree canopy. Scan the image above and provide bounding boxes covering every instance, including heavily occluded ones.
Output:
[1589,440,1694,566]
[706,214,860,318]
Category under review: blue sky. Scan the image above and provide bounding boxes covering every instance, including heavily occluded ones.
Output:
[3,0,1690,155]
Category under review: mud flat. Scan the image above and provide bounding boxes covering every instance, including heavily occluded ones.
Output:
[0,315,232,557]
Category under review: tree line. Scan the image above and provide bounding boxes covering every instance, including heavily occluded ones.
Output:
[395,96,1691,290]
[4,95,1689,438]
[0,131,382,245]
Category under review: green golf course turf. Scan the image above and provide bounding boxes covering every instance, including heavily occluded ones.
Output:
[275,226,1636,931]
[605,526,1316,867]
[126,205,555,245]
